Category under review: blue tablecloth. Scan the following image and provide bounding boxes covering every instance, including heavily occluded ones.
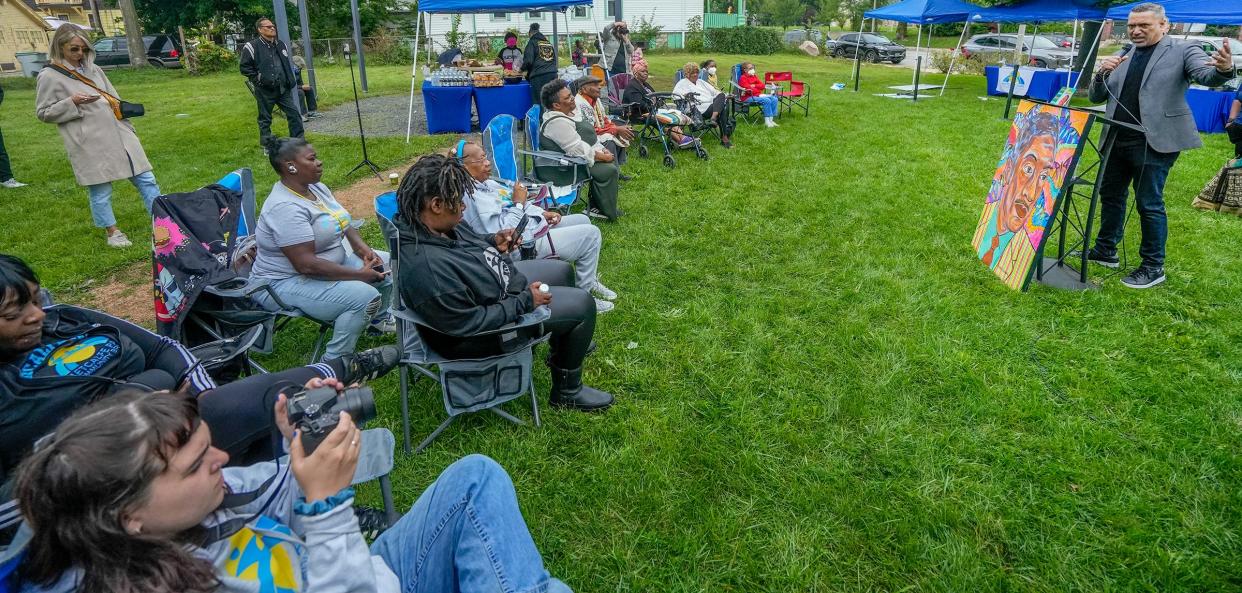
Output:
[1186,88,1234,134]
[422,82,474,134]
[985,65,1079,101]
[474,81,533,130]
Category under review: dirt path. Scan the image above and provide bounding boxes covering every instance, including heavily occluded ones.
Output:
[85,161,418,328]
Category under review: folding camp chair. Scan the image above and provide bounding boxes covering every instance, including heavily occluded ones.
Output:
[765,70,811,117]
[606,72,633,119]
[522,104,591,214]
[373,192,550,453]
[177,168,332,370]
[482,114,561,210]
[728,63,763,126]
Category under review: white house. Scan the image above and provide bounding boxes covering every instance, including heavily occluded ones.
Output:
[414,0,745,53]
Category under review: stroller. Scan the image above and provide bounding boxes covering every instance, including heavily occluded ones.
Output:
[629,91,709,169]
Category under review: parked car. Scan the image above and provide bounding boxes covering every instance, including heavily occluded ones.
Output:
[1044,33,1076,49]
[831,33,907,64]
[822,34,838,53]
[92,35,183,68]
[783,29,824,46]
[1178,36,1242,71]
[960,34,1075,68]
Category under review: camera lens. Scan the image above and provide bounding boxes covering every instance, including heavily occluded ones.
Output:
[340,386,377,425]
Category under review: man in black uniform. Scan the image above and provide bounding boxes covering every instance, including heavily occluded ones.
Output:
[522,23,558,105]
[239,17,304,149]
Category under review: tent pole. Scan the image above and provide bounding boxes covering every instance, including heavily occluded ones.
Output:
[940,21,969,96]
[911,24,921,85]
[407,10,423,143]
[552,10,560,70]
[852,17,865,92]
[1071,18,1078,64]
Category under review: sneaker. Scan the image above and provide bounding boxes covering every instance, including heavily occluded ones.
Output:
[594,298,615,313]
[1069,247,1119,269]
[339,345,400,384]
[586,208,608,220]
[1120,266,1166,289]
[308,111,323,119]
[1,178,27,188]
[619,172,635,181]
[591,282,617,301]
[354,505,392,540]
[106,230,132,248]
[676,136,696,148]
[367,315,397,335]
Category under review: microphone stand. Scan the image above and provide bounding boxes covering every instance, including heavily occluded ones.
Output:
[344,43,382,180]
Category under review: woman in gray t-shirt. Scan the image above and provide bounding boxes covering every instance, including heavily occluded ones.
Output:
[251,138,393,360]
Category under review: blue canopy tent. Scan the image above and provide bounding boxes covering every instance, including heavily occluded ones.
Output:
[960,0,1108,96]
[406,0,595,141]
[860,0,981,94]
[1106,0,1242,24]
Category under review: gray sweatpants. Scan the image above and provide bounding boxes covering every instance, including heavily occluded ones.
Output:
[532,214,602,290]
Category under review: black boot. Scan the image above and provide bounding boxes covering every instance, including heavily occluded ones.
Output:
[548,363,613,411]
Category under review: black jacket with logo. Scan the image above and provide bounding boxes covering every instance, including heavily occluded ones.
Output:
[394,218,536,358]
[239,36,295,93]
[0,306,214,482]
[522,32,557,79]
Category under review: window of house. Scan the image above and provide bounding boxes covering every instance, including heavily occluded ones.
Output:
[528,10,542,17]
[572,5,589,18]
[490,12,509,21]
[605,0,616,17]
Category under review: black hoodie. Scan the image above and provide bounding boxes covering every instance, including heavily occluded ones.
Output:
[395,218,538,357]
[522,32,557,79]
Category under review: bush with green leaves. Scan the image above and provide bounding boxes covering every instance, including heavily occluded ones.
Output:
[685,16,705,53]
[927,49,988,75]
[192,41,236,75]
[705,26,781,55]
[365,30,412,66]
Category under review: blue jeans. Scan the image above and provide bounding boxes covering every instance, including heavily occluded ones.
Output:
[371,455,572,593]
[746,95,780,118]
[85,170,160,228]
[1093,137,1179,268]
[253,250,392,360]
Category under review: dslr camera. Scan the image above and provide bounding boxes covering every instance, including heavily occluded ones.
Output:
[285,386,377,454]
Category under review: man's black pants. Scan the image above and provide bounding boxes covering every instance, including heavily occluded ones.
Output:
[255,86,304,146]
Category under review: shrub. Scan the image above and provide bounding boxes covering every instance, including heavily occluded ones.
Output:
[705,26,781,55]
[685,16,704,53]
[927,49,987,75]
[192,41,236,75]
[632,12,664,47]
[366,29,412,66]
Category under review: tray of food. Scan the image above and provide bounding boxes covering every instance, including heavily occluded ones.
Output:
[472,71,504,87]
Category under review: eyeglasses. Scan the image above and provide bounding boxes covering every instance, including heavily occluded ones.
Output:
[259,24,275,30]
[460,157,488,165]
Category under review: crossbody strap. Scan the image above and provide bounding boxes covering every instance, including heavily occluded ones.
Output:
[47,63,122,120]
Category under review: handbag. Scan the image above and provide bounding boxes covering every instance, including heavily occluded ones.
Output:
[47,63,144,120]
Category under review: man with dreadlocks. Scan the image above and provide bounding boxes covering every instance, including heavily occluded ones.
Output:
[392,155,613,411]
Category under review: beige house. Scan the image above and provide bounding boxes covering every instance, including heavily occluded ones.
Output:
[0,0,52,75]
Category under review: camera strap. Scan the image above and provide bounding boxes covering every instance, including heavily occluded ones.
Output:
[203,458,289,546]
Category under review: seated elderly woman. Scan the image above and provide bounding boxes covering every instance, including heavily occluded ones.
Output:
[394,154,613,411]
[623,63,696,148]
[249,137,394,361]
[673,61,734,148]
[738,61,780,128]
[454,140,618,313]
[537,79,622,222]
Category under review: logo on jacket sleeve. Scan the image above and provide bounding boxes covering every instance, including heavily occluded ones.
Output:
[19,334,120,379]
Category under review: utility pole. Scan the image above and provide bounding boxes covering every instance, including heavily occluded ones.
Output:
[117,0,146,67]
[87,0,104,33]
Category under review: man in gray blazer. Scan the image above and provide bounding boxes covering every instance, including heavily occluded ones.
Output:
[1084,2,1235,289]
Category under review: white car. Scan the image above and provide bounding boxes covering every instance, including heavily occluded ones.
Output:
[1177,36,1242,71]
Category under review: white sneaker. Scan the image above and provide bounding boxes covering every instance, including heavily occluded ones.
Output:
[591,282,617,301]
[106,230,132,248]
[1,179,27,188]
[594,298,614,313]
[765,120,779,128]
[368,316,397,334]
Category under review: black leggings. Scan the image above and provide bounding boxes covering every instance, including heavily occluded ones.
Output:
[543,286,596,370]
[1229,124,1242,158]
[702,94,735,139]
[514,259,573,288]
[198,358,346,466]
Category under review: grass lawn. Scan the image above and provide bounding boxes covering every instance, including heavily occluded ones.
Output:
[2,53,1241,591]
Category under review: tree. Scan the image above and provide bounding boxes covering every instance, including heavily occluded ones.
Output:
[118,0,146,67]
[133,0,402,39]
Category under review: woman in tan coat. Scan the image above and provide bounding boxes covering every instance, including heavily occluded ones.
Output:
[35,24,160,248]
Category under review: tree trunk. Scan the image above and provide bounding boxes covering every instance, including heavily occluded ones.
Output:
[1075,20,1103,90]
[117,0,146,68]
[896,22,907,41]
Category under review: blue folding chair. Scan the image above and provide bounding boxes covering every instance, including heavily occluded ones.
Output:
[374,191,549,453]
[728,63,762,126]
[521,104,590,214]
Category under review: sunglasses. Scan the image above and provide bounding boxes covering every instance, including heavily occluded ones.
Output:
[260,24,275,30]
[65,46,87,53]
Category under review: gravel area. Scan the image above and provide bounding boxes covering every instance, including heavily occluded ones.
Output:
[305,93,469,138]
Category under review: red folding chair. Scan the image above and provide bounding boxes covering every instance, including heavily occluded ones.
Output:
[764,71,810,117]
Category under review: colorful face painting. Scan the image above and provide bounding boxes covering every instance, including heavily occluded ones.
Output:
[972,100,1089,290]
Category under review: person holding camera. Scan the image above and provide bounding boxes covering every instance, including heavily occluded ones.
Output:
[453,140,617,313]
[0,253,400,486]
[394,154,614,411]
[601,21,634,75]
[249,138,395,361]
[35,24,161,249]
[240,17,304,149]
[11,388,573,593]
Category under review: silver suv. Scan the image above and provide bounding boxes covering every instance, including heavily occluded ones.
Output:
[961,34,1075,69]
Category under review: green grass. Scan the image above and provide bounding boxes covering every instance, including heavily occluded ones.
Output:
[4,54,1242,591]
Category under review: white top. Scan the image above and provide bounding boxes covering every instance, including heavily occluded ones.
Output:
[673,78,720,114]
[250,181,353,281]
[463,179,548,243]
[540,109,602,166]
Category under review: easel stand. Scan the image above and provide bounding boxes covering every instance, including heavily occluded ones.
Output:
[345,44,382,180]
[1032,104,1143,291]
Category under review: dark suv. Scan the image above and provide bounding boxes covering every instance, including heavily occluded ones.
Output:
[93,35,182,68]
[831,33,906,64]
